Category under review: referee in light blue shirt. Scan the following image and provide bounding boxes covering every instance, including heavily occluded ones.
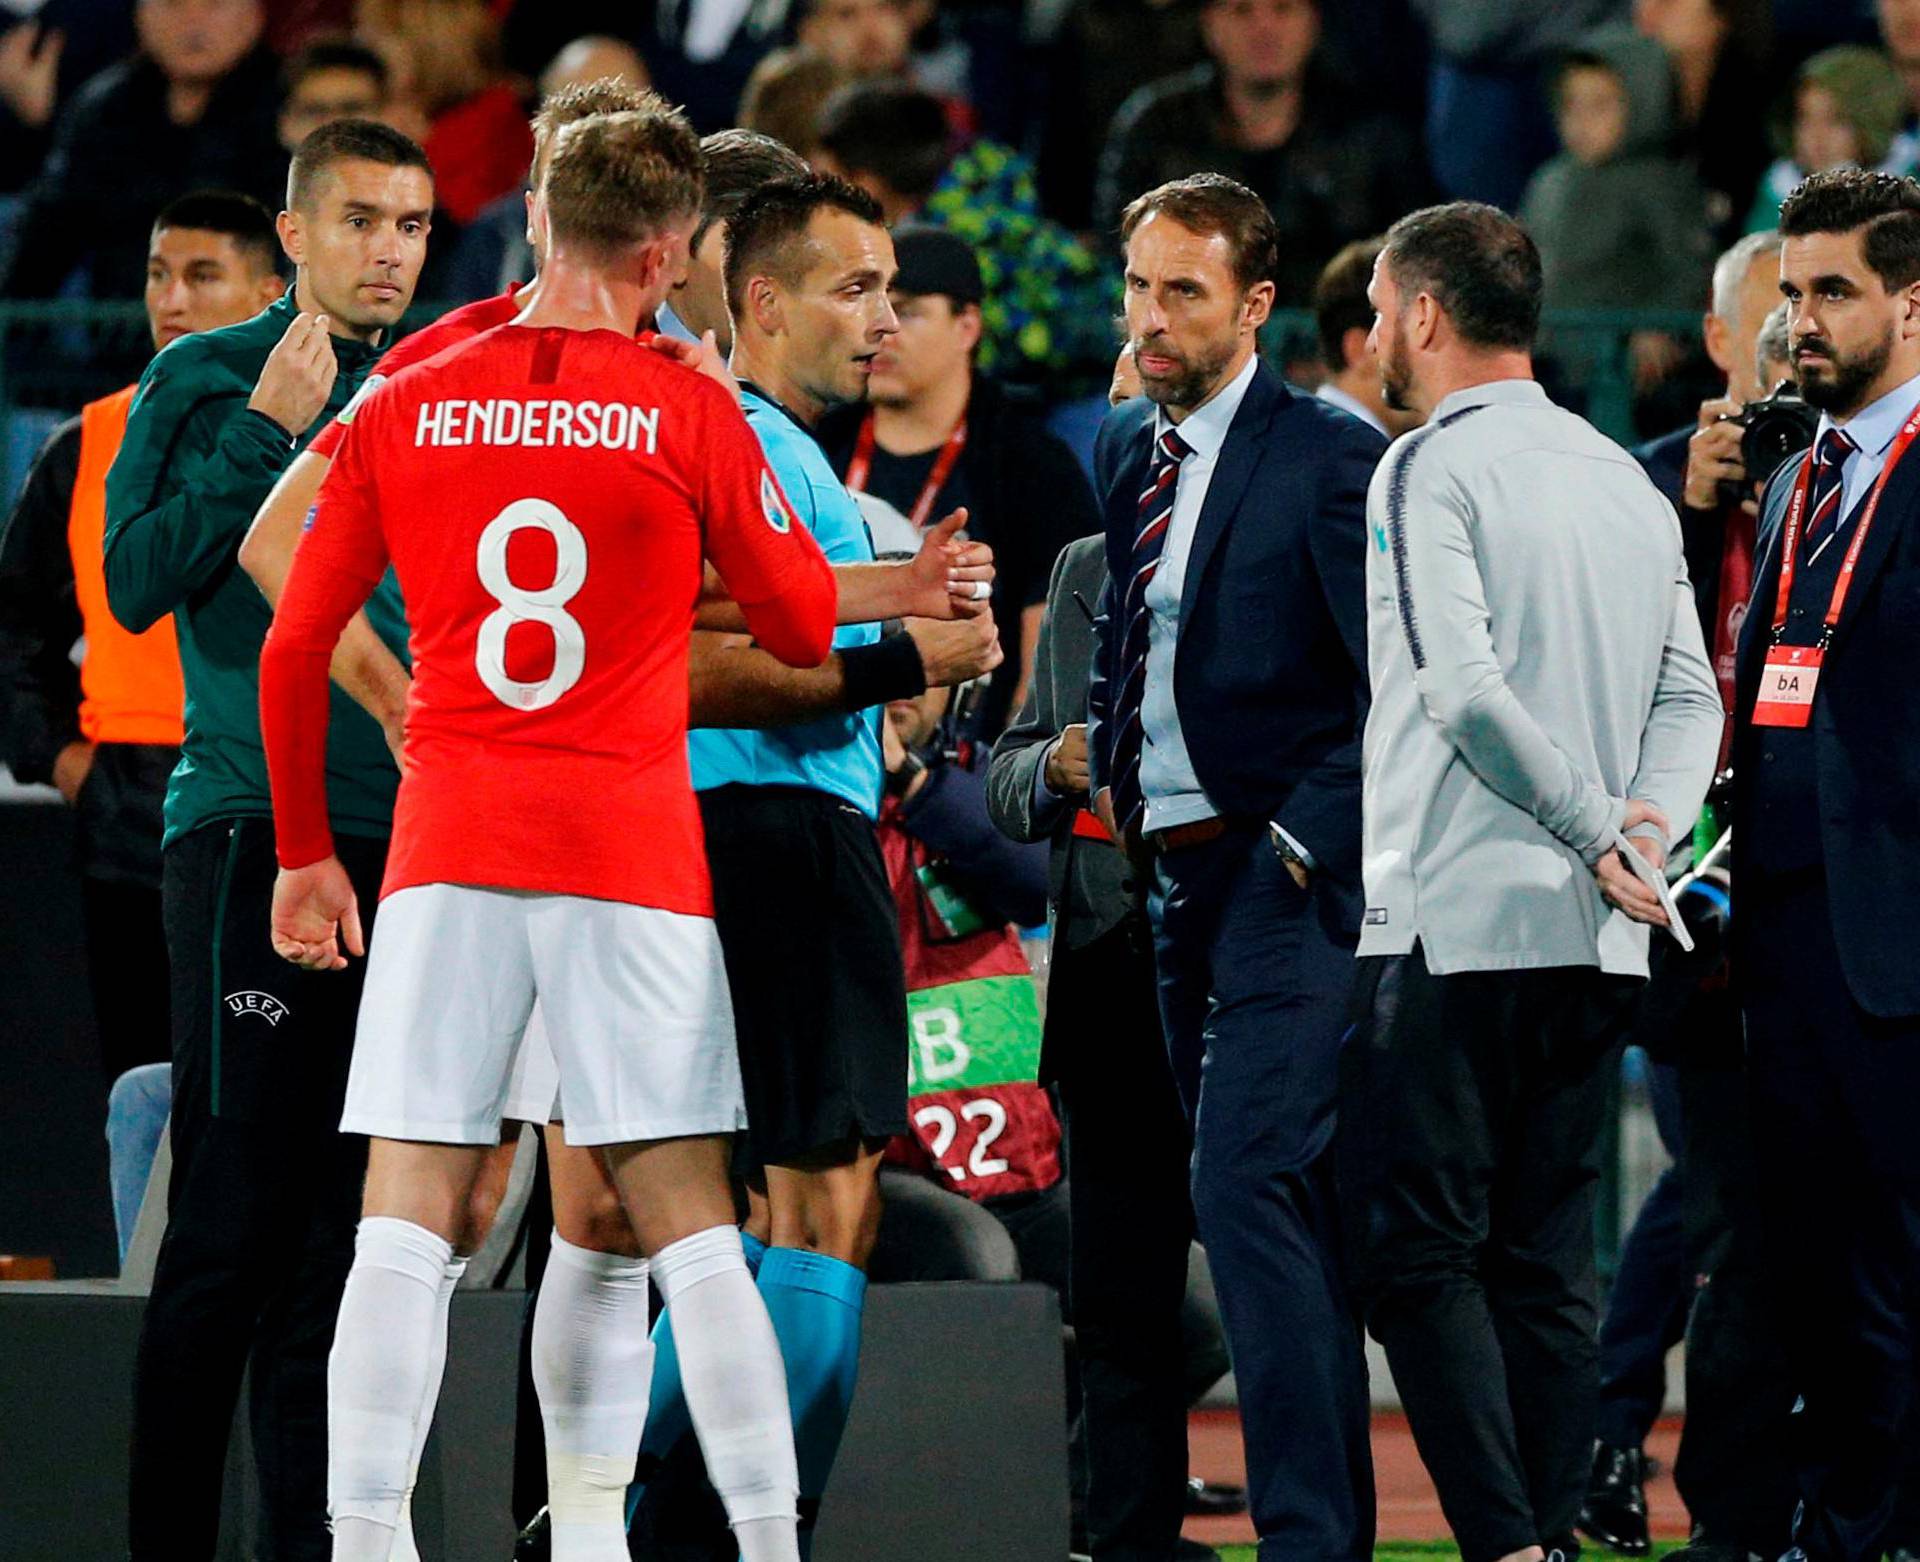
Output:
[632,175,978,1558]
[1086,174,1383,1560]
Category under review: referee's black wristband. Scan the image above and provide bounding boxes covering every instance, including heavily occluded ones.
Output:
[840,631,927,710]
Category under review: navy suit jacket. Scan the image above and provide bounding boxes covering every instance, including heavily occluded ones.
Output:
[1731,448,1920,1018]
[1087,362,1384,886]
[1635,420,1739,644]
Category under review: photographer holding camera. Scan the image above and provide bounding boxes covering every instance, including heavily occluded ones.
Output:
[1581,232,1808,1562]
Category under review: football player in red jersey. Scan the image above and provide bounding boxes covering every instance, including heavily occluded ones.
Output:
[241,89,992,749]
[259,107,831,1562]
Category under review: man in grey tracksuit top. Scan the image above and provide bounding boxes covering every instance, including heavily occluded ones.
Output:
[1336,203,1724,1562]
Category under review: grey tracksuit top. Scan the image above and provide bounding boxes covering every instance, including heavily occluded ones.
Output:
[1358,377,1723,978]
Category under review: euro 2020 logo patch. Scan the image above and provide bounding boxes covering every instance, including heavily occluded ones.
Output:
[760,471,795,535]
[334,372,387,427]
[225,990,291,1026]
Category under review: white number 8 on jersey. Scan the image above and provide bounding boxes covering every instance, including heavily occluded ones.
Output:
[475,498,588,710]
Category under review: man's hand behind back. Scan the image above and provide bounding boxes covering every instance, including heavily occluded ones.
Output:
[906,613,1001,688]
[248,312,339,439]
[1594,799,1672,927]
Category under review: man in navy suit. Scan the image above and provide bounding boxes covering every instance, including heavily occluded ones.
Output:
[1731,168,1920,1562]
[1086,172,1383,1560]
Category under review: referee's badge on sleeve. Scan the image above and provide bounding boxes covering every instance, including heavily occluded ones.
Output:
[760,470,795,534]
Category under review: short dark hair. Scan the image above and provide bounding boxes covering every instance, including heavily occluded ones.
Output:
[1779,168,1920,292]
[1382,201,1542,352]
[283,36,389,98]
[722,172,885,318]
[545,106,704,255]
[1120,174,1279,293]
[152,189,282,277]
[1312,237,1382,366]
[815,80,949,202]
[696,128,810,250]
[286,117,433,213]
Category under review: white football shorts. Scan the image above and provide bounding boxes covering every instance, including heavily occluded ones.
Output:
[342,882,746,1148]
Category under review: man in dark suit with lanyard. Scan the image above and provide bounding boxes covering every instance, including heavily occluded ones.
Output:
[1085,172,1384,1560]
[1733,167,1920,1562]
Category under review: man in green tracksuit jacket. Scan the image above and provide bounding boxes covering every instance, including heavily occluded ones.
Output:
[104,119,434,1562]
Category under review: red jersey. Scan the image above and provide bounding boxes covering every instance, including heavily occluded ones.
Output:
[306,287,523,461]
[261,323,837,913]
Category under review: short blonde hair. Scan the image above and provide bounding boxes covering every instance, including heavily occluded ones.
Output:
[531,76,660,181]
[545,106,704,255]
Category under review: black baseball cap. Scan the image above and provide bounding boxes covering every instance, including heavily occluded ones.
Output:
[889,225,984,306]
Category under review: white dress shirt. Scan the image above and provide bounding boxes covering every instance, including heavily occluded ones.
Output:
[1139,353,1258,832]
[1814,367,1920,529]
[1315,380,1389,438]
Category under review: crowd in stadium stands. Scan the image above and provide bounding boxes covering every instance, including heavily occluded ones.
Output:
[4,3,1920,1562]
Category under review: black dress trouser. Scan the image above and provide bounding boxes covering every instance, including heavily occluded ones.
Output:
[1051,913,1199,1562]
[128,818,386,1561]
[1339,944,1640,1562]
[1742,874,1920,1562]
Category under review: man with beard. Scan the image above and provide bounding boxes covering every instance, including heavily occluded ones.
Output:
[1728,167,1920,1562]
[1339,200,1722,1562]
[1084,172,1382,1560]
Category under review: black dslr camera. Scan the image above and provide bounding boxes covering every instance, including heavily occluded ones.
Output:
[1717,380,1820,503]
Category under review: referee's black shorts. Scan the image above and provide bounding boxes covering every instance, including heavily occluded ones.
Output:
[699,782,908,1168]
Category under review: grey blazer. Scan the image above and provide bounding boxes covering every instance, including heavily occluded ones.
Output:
[986,534,1139,951]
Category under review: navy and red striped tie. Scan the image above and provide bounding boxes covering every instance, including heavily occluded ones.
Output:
[1109,425,1191,835]
[1801,426,1856,557]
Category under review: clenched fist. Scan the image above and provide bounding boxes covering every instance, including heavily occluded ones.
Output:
[1045,723,1089,796]
[249,312,339,439]
[905,613,1003,688]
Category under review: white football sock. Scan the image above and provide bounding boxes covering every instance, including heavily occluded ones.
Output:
[648,1224,800,1562]
[388,1253,466,1562]
[328,1217,453,1562]
[532,1232,654,1562]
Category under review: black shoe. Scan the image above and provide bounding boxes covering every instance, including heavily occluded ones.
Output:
[1184,1477,1248,1517]
[1664,1546,1764,1562]
[1578,1441,1651,1556]
[1174,1542,1221,1561]
[512,1506,550,1561]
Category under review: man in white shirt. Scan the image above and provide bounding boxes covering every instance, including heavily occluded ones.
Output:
[1311,237,1423,440]
[1337,200,1722,1562]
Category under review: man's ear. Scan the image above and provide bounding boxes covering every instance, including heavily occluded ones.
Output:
[276,209,304,270]
[1702,311,1733,377]
[1409,291,1441,353]
[746,275,784,337]
[1902,279,1920,339]
[1340,323,1370,374]
[257,270,287,307]
[1242,279,1275,335]
[956,302,984,353]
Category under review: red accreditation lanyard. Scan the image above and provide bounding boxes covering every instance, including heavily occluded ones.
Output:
[1752,400,1920,727]
[845,413,968,530]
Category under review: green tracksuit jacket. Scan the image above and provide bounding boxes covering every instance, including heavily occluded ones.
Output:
[103,289,409,849]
